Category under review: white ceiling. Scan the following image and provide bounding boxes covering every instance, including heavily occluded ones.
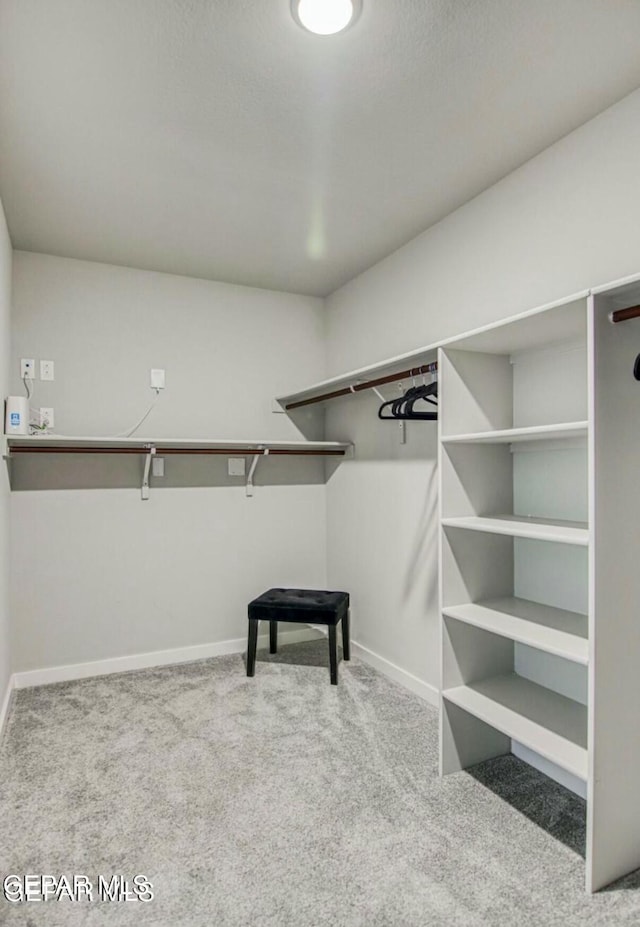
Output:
[2,1,640,297]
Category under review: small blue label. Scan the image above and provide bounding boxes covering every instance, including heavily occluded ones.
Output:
[10,412,20,425]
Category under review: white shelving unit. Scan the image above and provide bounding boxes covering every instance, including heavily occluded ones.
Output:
[439,278,640,893]
[277,278,640,892]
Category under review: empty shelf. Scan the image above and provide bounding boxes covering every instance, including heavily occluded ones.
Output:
[441,515,589,545]
[441,421,588,445]
[5,436,352,456]
[443,598,588,664]
[443,674,588,780]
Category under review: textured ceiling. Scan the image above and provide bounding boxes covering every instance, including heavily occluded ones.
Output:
[2,1,640,297]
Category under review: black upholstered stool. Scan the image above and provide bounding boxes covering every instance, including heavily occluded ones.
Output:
[247,588,350,685]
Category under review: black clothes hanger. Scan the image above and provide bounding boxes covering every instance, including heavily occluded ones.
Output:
[634,353,640,381]
[378,380,438,421]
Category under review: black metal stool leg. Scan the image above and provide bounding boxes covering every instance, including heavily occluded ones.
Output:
[342,610,350,661]
[269,620,278,654]
[328,624,338,685]
[247,618,259,677]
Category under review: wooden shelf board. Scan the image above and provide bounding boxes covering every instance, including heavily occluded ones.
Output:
[443,674,588,780]
[443,598,588,664]
[441,421,588,445]
[441,515,589,546]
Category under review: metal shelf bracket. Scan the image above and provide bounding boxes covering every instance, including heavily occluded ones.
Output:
[369,384,407,446]
[246,447,269,497]
[141,446,157,500]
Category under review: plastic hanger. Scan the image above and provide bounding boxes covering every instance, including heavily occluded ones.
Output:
[378,379,438,421]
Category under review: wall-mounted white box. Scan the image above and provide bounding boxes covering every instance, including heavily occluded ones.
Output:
[228,458,246,477]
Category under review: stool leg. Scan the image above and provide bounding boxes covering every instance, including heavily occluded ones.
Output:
[328,624,338,685]
[247,618,259,677]
[269,620,278,654]
[342,610,350,661]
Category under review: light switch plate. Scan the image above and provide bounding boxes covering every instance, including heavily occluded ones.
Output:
[228,457,246,477]
[152,456,165,477]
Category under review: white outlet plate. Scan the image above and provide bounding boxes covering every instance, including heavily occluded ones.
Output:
[152,456,165,477]
[150,369,165,390]
[228,457,246,477]
[40,360,55,381]
[20,358,35,379]
[40,408,54,428]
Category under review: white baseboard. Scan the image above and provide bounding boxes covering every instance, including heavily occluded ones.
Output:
[0,674,15,741]
[12,626,324,690]
[10,629,439,711]
[351,641,439,708]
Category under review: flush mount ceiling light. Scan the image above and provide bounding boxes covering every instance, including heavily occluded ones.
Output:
[291,0,362,35]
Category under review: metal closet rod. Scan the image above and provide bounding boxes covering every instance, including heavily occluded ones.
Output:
[9,446,347,457]
[285,361,438,410]
[610,304,640,323]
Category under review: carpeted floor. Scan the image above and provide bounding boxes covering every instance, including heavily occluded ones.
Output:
[1,639,639,926]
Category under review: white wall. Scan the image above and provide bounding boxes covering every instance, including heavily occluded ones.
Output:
[326,87,640,372]
[324,86,640,695]
[11,253,328,674]
[0,197,11,717]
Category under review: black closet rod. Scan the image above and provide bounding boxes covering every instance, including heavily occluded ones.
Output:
[285,361,438,410]
[610,304,640,324]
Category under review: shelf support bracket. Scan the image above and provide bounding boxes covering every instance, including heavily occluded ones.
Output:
[397,384,407,445]
[246,447,269,497]
[371,385,406,444]
[141,446,156,500]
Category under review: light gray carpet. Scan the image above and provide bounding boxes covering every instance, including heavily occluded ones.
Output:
[1,640,639,926]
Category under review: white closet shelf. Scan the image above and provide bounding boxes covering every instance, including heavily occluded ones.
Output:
[4,435,353,455]
[277,290,588,411]
[441,421,588,445]
[441,515,589,546]
[443,674,588,780]
[443,598,588,664]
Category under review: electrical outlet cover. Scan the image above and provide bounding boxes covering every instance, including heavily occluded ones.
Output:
[40,360,55,381]
[228,457,246,477]
[40,408,54,428]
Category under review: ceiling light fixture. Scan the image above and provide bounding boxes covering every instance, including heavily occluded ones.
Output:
[291,0,362,35]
